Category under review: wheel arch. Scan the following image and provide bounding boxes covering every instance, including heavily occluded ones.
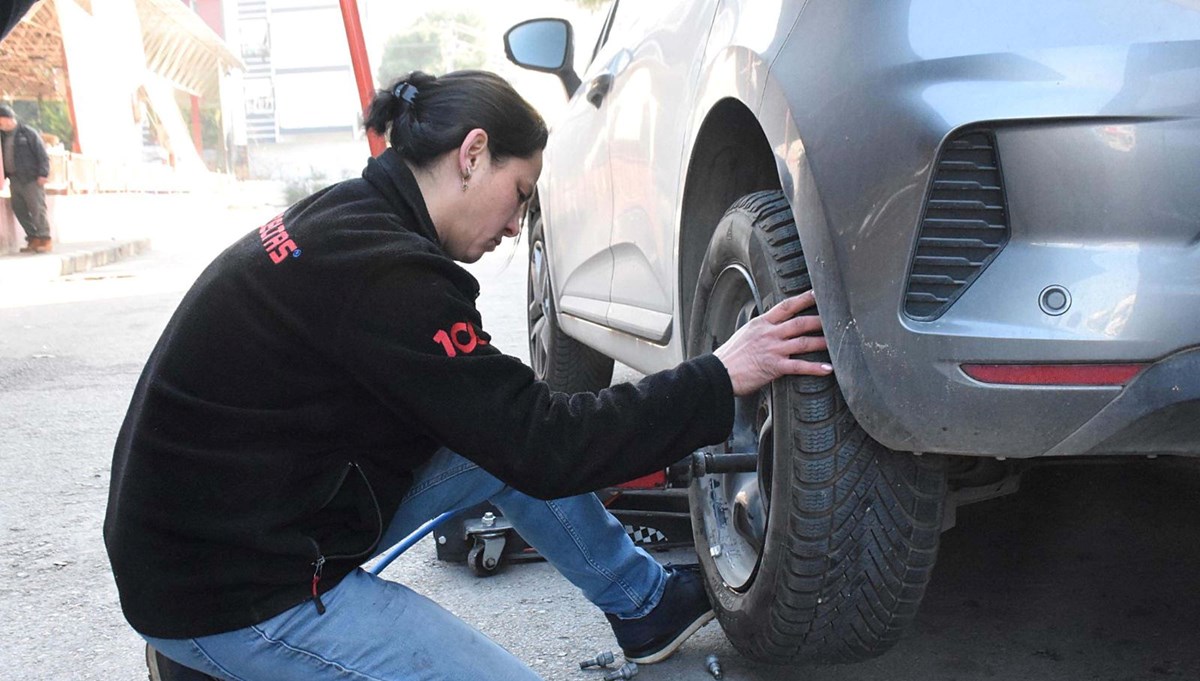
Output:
[677,63,889,446]
[677,98,779,343]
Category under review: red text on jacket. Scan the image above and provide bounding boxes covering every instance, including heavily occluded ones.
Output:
[259,214,299,264]
[432,322,490,357]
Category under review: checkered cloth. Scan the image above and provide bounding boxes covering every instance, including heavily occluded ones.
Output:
[624,525,668,545]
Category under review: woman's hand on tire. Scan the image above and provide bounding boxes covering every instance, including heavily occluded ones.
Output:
[713,290,832,396]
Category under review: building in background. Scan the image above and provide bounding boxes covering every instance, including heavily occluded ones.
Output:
[0,0,243,189]
[223,0,605,190]
[0,0,243,253]
[234,0,365,185]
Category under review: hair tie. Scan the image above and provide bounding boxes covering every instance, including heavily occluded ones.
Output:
[393,82,418,107]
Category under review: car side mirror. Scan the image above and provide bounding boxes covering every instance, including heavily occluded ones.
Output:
[504,18,582,98]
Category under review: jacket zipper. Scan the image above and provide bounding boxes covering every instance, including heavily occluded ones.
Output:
[310,461,384,615]
[310,555,327,614]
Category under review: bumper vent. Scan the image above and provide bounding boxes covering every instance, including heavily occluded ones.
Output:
[904,130,1010,320]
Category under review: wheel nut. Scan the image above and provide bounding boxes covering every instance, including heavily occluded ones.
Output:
[603,662,638,680]
[579,650,615,669]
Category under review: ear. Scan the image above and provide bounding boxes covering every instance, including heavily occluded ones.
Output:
[458,128,489,174]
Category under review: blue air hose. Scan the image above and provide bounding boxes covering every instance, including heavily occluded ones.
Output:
[367,510,460,576]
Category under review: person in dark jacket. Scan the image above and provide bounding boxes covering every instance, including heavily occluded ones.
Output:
[105,70,833,681]
[0,104,52,253]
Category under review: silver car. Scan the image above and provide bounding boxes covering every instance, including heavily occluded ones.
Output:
[505,0,1200,664]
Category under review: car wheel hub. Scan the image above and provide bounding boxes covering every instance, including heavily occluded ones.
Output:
[528,240,551,377]
[696,265,772,591]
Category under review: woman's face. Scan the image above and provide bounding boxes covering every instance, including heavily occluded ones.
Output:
[443,144,542,263]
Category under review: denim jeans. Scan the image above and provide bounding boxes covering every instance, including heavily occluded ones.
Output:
[143,448,668,680]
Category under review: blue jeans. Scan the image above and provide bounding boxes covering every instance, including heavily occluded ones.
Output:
[143,448,668,680]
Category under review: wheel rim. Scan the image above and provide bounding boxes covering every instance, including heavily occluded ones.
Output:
[527,238,552,379]
[695,265,773,591]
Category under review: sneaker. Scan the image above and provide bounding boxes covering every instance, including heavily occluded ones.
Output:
[606,564,716,664]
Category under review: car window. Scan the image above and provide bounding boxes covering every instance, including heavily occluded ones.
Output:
[589,0,620,66]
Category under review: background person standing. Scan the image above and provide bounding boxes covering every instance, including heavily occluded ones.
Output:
[0,104,52,253]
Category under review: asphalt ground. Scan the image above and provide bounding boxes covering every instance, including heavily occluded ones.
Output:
[1,191,1197,680]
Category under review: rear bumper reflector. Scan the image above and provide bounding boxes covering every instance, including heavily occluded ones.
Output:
[961,363,1148,386]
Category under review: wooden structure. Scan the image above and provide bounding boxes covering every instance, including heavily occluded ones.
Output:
[0,0,241,169]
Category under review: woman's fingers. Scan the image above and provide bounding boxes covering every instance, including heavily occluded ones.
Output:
[713,290,834,396]
[779,357,835,376]
[783,335,828,356]
[776,313,823,339]
[763,290,818,323]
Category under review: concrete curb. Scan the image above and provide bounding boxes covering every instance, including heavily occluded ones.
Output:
[56,238,153,276]
[0,238,152,284]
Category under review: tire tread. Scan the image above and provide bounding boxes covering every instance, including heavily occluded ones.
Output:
[697,190,947,665]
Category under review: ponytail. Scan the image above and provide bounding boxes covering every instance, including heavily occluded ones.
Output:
[366,70,548,167]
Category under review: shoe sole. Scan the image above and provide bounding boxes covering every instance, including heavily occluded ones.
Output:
[624,609,716,664]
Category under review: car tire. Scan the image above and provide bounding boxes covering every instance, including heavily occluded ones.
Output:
[527,212,614,392]
[687,190,948,664]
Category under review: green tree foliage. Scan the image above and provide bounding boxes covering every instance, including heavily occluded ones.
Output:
[376,11,486,85]
[11,99,73,148]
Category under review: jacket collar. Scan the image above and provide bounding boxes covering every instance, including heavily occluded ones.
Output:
[362,148,443,248]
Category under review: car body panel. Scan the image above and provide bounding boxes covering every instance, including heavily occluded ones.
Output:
[539,11,628,328]
[539,101,614,327]
[759,0,1200,455]
[560,0,809,373]
[606,0,721,344]
[538,0,1200,457]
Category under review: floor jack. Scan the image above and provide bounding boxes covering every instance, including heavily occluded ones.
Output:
[433,464,696,576]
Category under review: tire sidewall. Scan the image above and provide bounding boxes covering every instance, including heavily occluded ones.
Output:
[526,213,614,393]
[686,198,803,651]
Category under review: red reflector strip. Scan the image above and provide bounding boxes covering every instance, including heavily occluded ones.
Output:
[961,363,1147,386]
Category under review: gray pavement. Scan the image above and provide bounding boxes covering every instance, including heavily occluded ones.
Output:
[1,188,1197,680]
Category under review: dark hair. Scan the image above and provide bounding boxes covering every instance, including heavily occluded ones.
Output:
[365,71,548,167]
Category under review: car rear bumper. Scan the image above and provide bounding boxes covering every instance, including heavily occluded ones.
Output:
[1045,347,1200,457]
[823,117,1200,458]
[839,343,1200,460]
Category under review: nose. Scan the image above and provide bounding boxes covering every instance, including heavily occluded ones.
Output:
[503,214,521,238]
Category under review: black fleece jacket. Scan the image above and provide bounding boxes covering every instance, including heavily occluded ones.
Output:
[103,149,735,639]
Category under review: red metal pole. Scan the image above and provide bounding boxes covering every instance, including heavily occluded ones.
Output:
[190,95,203,155]
[338,0,385,157]
[60,40,81,154]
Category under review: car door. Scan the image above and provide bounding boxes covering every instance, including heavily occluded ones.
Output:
[540,2,626,329]
[601,0,720,343]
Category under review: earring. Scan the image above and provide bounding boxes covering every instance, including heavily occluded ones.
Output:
[462,166,472,192]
